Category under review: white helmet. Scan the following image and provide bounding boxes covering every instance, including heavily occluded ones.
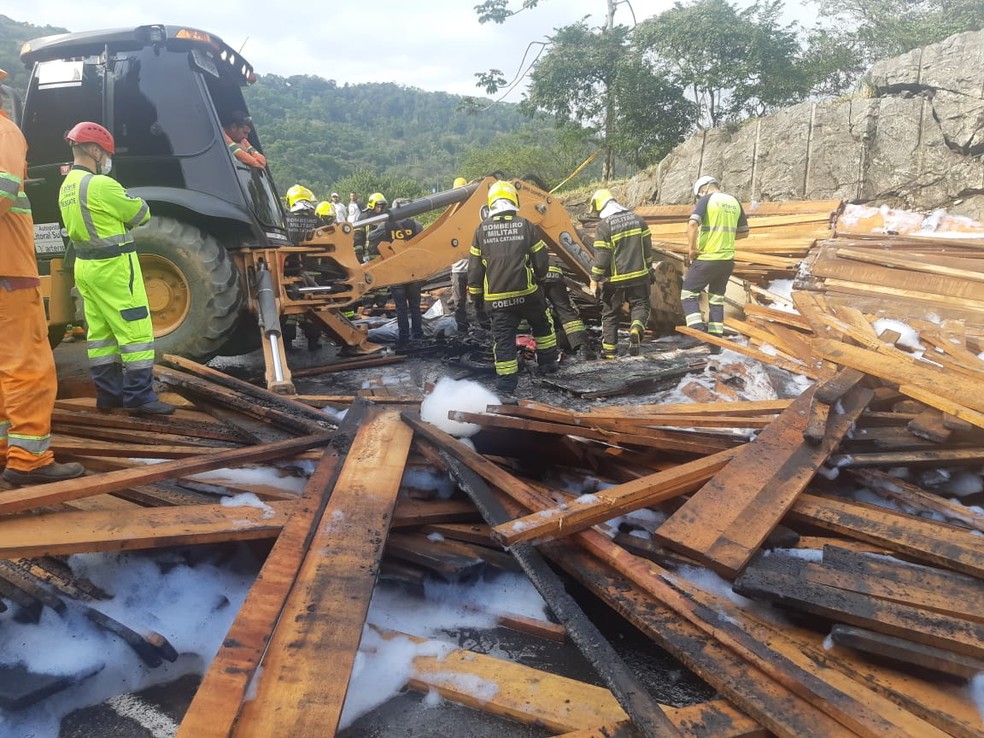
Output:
[692,175,718,197]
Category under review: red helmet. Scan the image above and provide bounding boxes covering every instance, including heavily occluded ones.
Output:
[65,122,115,155]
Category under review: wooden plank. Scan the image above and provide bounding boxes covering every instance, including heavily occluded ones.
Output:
[0,434,332,516]
[233,407,413,738]
[581,399,792,418]
[447,410,737,455]
[493,447,740,546]
[733,554,984,659]
[789,493,984,579]
[654,386,871,577]
[50,407,246,443]
[407,641,763,737]
[830,624,984,681]
[814,337,984,413]
[831,448,984,467]
[0,503,289,558]
[391,498,480,527]
[175,410,360,738]
[897,383,984,430]
[385,531,487,579]
[675,326,819,378]
[851,469,984,533]
[814,367,867,405]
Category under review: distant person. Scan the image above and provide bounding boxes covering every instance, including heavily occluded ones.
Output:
[448,177,483,332]
[59,121,174,416]
[221,111,266,169]
[0,69,86,485]
[589,188,653,359]
[683,176,748,353]
[468,180,558,394]
[370,197,425,347]
[347,192,361,223]
[330,192,347,222]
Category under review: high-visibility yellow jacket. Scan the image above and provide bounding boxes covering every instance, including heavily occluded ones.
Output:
[58,167,150,258]
[689,191,748,261]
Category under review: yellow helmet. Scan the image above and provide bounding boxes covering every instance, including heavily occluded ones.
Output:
[590,188,614,213]
[286,184,315,209]
[315,201,335,222]
[487,180,518,210]
[367,192,388,209]
[453,177,467,188]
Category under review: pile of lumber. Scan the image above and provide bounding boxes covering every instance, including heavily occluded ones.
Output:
[6,283,984,736]
[796,234,984,324]
[637,199,840,283]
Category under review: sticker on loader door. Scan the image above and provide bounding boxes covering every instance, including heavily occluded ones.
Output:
[34,222,66,254]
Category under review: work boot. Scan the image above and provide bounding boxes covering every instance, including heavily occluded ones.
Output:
[601,351,617,360]
[4,461,85,486]
[128,400,176,416]
[495,375,519,394]
[629,328,642,357]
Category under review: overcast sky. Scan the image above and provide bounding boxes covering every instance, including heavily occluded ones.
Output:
[21,1,807,102]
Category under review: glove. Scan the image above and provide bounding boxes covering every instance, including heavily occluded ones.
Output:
[589,279,602,299]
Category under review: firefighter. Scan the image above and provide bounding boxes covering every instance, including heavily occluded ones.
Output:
[682,176,748,353]
[370,198,424,347]
[0,70,85,485]
[58,121,175,416]
[539,262,592,359]
[355,192,387,263]
[468,180,558,394]
[589,188,653,359]
[221,110,266,169]
[315,201,336,227]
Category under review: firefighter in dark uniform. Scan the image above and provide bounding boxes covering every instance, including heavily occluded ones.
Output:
[468,180,559,393]
[369,197,425,346]
[589,188,653,359]
[539,262,591,358]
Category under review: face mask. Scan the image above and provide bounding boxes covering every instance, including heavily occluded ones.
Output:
[100,156,113,175]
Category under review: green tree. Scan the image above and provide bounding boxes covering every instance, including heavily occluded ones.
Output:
[810,0,984,67]
[635,0,811,127]
[520,22,694,175]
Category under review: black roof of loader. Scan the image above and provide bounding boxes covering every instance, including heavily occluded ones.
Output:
[20,24,255,85]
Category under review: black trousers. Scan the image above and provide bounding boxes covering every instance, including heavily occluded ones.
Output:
[541,279,586,350]
[488,289,558,378]
[391,282,423,340]
[600,281,651,355]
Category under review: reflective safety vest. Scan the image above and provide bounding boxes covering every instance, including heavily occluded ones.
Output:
[592,209,652,285]
[689,191,748,261]
[58,167,150,258]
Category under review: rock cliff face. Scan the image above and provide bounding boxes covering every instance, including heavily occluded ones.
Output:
[618,30,984,219]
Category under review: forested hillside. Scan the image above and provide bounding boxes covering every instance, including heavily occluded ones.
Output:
[244,74,558,197]
[1,15,567,200]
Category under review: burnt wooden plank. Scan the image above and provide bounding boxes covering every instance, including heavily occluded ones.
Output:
[232,407,413,738]
[734,554,984,659]
[385,531,487,579]
[493,447,740,546]
[830,624,984,680]
[0,503,290,558]
[789,494,984,579]
[655,386,871,577]
[0,434,331,516]
[820,544,984,622]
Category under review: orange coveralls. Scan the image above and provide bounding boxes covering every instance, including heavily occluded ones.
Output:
[0,110,57,471]
[223,130,267,168]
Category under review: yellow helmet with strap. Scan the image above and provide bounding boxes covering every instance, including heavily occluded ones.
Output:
[286,184,315,209]
[590,188,614,213]
[367,192,388,209]
[487,180,518,210]
[315,201,335,222]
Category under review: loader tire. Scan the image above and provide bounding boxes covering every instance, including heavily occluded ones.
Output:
[133,217,244,362]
